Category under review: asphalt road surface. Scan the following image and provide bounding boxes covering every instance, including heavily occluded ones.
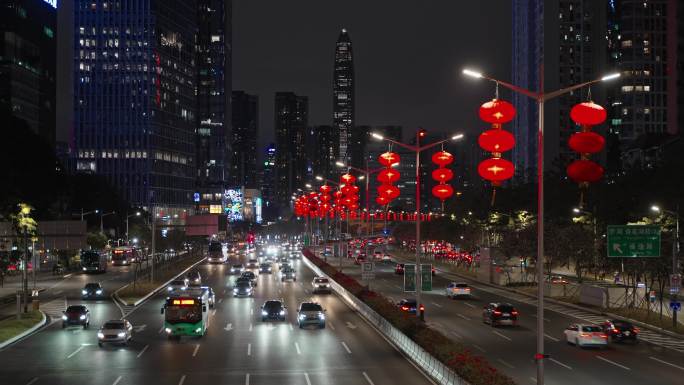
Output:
[0,246,435,385]
[330,246,684,385]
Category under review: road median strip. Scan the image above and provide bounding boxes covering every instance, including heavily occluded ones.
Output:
[0,310,47,350]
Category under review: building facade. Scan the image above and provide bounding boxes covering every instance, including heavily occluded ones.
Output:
[274,92,308,208]
[196,0,232,210]
[73,0,197,214]
[306,125,338,182]
[230,91,258,188]
[0,0,57,146]
[333,29,354,163]
[260,143,277,216]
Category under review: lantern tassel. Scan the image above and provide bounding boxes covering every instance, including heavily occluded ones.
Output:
[490,186,497,206]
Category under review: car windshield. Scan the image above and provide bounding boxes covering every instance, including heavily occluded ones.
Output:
[300,303,322,312]
[208,242,222,252]
[85,283,100,289]
[233,265,242,269]
[165,306,201,324]
[170,280,185,286]
[496,305,515,312]
[582,326,603,332]
[612,321,633,329]
[455,284,469,288]
[264,301,282,310]
[236,282,250,288]
[67,306,86,312]
[103,322,124,329]
[314,278,329,283]
[402,300,416,306]
[242,272,255,278]
[249,259,258,263]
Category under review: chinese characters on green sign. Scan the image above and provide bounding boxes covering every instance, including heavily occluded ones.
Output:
[607,225,661,258]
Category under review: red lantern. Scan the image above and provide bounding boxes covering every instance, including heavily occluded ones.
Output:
[570,102,607,126]
[432,184,454,200]
[479,99,516,124]
[341,185,353,195]
[431,168,453,183]
[431,151,454,167]
[320,194,331,202]
[478,158,515,182]
[347,185,359,195]
[566,160,604,183]
[377,168,400,184]
[377,184,400,200]
[376,196,390,206]
[378,152,400,167]
[347,194,359,202]
[333,190,343,198]
[340,173,356,184]
[348,203,359,210]
[478,129,515,153]
[568,132,605,154]
[319,185,332,194]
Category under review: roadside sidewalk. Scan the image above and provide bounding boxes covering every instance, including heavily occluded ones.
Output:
[0,270,75,304]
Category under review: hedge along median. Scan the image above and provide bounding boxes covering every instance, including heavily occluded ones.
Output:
[303,249,515,385]
[115,253,206,306]
[0,311,46,348]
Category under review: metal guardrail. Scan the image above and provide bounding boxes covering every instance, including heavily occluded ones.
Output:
[302,251,469,385]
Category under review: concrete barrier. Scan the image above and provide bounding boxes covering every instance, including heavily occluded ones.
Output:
[302,250,470,385]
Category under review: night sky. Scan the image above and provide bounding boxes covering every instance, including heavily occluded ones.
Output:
[233,0,512,151]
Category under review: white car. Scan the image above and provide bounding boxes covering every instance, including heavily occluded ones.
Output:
[381,254,393,263]
[373,251,383,260]
[312,277,331,294]
[167,279,188,292]
[446,282,471,298]
[563,324,608,348]
[97,319,133,346]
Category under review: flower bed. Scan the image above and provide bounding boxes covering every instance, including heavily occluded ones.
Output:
[304,249,515,385]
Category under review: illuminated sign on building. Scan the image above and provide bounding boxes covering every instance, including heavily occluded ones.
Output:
[43,0,58,8]
[255,198,263,224]
[209,205,222,214]
[224,189,243,222]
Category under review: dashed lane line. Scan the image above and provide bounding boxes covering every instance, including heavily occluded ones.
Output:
[362,372,376,385]
[544,334,559,342]
[304,373,312,385]
[492,331,512,341]
[341,341,352,354]
[26,378,39,385]
[112,376,122,385]
[247,343,251,356]
[192,344,200,357]
[597,356,630,370]
[178,375,186,385]
[649,356,684,371]
[66,345,84,359]
[456,313,471,321]
[549,358,572,370]
[136,344,149,358]
[497,359,515,369]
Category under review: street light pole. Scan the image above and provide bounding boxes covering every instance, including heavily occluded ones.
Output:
[463,67,620,385]
[370,130,464,322]
[652,204,680,328]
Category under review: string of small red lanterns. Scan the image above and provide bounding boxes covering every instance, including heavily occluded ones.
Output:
[567,101,606,205]
[431,150,454,209]
[477,98,516,204]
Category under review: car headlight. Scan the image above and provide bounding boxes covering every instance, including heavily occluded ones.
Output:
[195,327,202,333]
[318,313,325,320]
[233,288,238,293]
[82,290,88,295]
[62,315,67,320]
[79,315,86,320]
[165,328,172,334]
[117,332,126,337]
[299,314,306,320]
[279,310,285,316]
[96,290,103,295]
[82,267,87,271]
[167,287,173,291]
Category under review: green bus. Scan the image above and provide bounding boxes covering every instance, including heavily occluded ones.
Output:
[161,288,209,339]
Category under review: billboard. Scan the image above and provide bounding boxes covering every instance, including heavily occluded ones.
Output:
[224,189,243,222]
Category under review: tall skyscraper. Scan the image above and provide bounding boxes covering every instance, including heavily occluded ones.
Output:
[1,0,57,146]
[230,91,258,188]
[196,0,232,199]
[274,92,308,208]
[333,28,355,162]
[73,0,197,214]
[260,143,277,216]
[349,125,369,169]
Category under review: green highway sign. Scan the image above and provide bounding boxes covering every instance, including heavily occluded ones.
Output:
[404,263,416,292]
[421,264,432,291]
[607,225,661,258]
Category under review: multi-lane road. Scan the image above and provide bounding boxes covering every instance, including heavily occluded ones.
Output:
[0,246,435,385]
[330,246,684,385]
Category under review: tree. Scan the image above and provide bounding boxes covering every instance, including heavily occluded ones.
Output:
[87,232,108,250]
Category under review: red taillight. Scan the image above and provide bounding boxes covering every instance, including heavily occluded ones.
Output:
[612,328,620,334]
[633,327,640,333]
[493,311,502,316]
[401,306,409,311]
[579,333,590,337]
[419,305,425,311]
[511,311,518,315]
[600,334,608,339]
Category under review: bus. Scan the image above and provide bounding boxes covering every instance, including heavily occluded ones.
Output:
[111,246,139,266]
[207,241,226,263]
[81,250,108,273]
[161,288,209,339]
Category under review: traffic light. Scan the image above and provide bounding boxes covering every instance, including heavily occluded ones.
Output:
[418,129,426,138]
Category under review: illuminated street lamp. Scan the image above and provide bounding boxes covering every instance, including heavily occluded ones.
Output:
[126,211,141,245]
[371,129,464,321]
[463,66,619,385]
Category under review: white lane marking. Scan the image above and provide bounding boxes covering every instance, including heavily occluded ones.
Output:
[530,377,537,383]
[112,376,122,385]
[245,373,250,385]
[456,313,471,321]
[250,308,253,315]
[649,356,684,371]
[597,356,630,370]
[295,342,301,355]
[346,321,357,329]
[304,373,312,385]
[549,358,572,370]
[394,285,401,290]
[249,323,253,332]
[178,375,186,385]
[544,333,559,342]
[288,323,293,331]
[431,302,443,308]
[464,302,476,308]
[192,344,200,357]
[497,359,515,369]
[136,344,149,358]
[492,331,512,341]
[328,322,335,330]
[26,378,39,385]
[341,341,352,354]
[362,371,376,385]
[54,290,63,295]
[450,331,462,339]
[66,345,85,359]
[224,323,233,331]
[211,309,216,316]
[218,298,223,303]
[472,344,486,353]
[247,343,251,356]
